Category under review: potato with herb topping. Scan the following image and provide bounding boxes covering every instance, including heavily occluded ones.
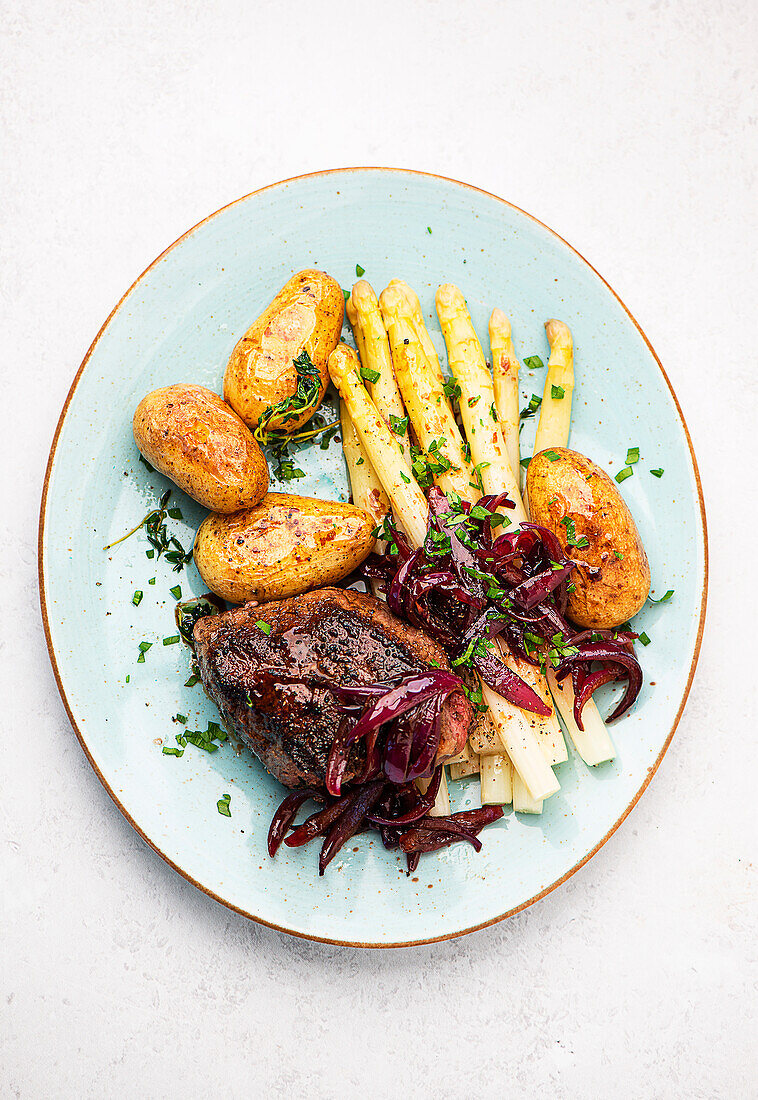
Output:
[133,384,268,513]
[527,447,650,629]
[224,270,344,436]
[193,493,375,604]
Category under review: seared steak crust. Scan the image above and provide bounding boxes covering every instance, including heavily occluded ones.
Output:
[193,587,472,789]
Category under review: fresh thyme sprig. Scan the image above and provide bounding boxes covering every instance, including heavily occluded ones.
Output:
[253,350,322,444]
[103,488,192,571]
[251,350,341,482]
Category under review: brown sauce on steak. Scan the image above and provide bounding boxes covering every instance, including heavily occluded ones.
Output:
[193,588,472,789]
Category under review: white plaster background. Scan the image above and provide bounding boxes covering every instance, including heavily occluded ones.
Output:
[2,0,756,1096]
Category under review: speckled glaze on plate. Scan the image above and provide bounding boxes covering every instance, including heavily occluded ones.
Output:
[39,169,707,947]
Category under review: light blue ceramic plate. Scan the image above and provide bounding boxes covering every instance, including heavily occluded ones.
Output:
[39,169,707,946]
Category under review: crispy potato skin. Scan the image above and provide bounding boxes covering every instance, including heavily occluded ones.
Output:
[527,447,650,629]
[193,493,375,604]
[223,270,344,433]
[132,384,268,513]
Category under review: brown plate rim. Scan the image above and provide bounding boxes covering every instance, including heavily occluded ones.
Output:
[38,166,709,948]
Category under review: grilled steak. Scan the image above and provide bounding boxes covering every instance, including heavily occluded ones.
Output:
[193,587,473,789]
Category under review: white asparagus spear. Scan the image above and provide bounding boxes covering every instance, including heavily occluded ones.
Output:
[546,669,616,766]
[328,344,427,548]
[449,753,481,779]
[509,653,568,766]
[481,683,559,801]
[525,321,615,763]
[348,281,409,449]
[447,739,476,767]
[512,768,543,814]
[480,753,513,805]
[339,400,389,526]
[380,284,476,503]
[489,308,522,483]
[387,279,447,390]
[534,320,574,455]
[469,721,508,756]
[435,284,526,518]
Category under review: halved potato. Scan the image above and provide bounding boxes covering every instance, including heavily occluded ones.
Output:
[223,269,344,434]
[193,493,374,604]
[527,447,650,628]
[133,384,268,513]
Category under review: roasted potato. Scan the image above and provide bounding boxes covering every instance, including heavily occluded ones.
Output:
[224,269,344,434]
[193,493,374,603]
[133,384,268,513]
[527,447,650,629]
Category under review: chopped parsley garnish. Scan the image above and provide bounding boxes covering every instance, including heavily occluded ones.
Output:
[626,446,640,465]
[462,680,487,714]
[276,460,306,481]
[217,793,232,817]
[615,466,633,483]
[638,631,651,646]
[648,589,674,604]
[162,635,180,646]
[148,577,156,585]
[360,366,380,384]
[400,471,411,484]
[523,356,545,370]
[467,395,481,407]
[490,402,498,421]
[544,450,561,462]
[355,264,365,277]
[551,384,565,400]
[389,414,409,435]
[132,590,143,606]
[184,673,200,687]
[179,721,227,754]
[138,454,155,473]
[424,527,452,558]
[137,640,152,663]
[520,457,532,469]
[170,585,182,600]
[427,227,432,234]
[560,516,589,549]
[162,746,184,757]
[356,456,364,465]
[614,550,624,560]
[342,288,350,302]
[255,619,272,635]
[451,638,477,668]
[650,468,664,478]
[175,714,188,724]
[125,675,130,683]
[469,505,492,521]
[519,394,542,423]
[471,461,490,494]
[443,377,462,402]
[411,440,455,489]
[146,549,155,559]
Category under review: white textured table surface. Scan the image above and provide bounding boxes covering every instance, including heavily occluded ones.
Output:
[3,1,756,1096]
